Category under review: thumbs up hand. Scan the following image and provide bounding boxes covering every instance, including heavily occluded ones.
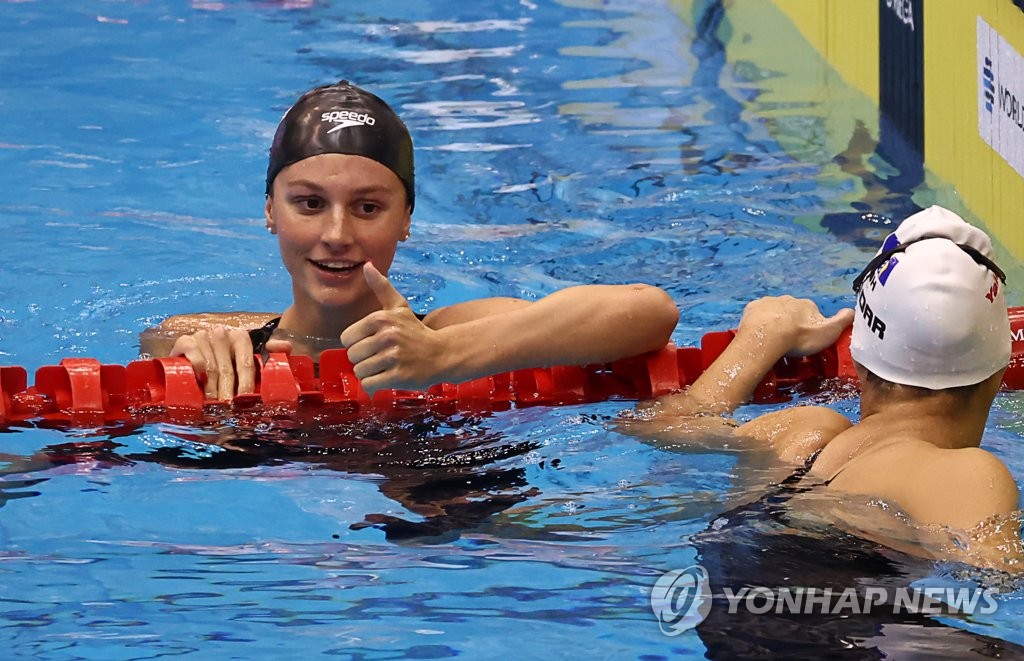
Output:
[340,262,444,395]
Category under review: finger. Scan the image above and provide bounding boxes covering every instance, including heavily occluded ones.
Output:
[173,330,219,399]
[360,374,384,398]
[340,315,381,349]
[359,369,399,397]
[210,327,238,401]
[340,309,394,350]
[229,329,257,395]
[793,308,856,357]
[169,335,210,387]
[351,350,396,383]
[264,339,293,355]
[821,308,855,335]
[344,331,385,365]
[354,346,409,396]
[363,262,410,311]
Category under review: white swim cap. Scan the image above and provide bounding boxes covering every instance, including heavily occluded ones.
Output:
[849,205,1010,389]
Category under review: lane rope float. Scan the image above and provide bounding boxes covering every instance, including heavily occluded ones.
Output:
[2,307,1023,425]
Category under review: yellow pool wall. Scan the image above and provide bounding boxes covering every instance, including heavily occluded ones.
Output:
[679,0,1023,265]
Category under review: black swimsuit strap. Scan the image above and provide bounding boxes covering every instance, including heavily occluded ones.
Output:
[779,447,823,489]
[248,317,282,353]
[247,312,428,354]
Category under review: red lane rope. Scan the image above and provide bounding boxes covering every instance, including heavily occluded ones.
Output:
[2,307,1022,424]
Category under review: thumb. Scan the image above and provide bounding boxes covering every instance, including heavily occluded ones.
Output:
[364,262,410,311]
[791,308,855,357]
[827,308,856,332]
[818,308,855,343]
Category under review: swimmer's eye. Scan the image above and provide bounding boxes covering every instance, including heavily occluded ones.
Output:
[353,201,382,217]
[291,196,325,212]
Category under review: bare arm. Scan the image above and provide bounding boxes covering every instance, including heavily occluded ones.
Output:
[658,296,854,416]
[342,263,679,394]
[618,296,854,453]
[425,283,679,374]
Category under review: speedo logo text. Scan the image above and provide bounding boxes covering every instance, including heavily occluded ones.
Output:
[322,110,376,132]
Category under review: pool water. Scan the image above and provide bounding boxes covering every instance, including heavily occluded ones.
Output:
[1,0,1022,658]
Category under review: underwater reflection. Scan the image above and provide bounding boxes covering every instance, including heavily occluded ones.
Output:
[4,407,545,543]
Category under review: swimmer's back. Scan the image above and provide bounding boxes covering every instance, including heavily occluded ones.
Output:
[816,430,1017,535]
[736,403,1021,567]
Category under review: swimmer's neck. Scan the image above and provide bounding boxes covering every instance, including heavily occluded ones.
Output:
[279,300,382,339]
[858,390,990,450]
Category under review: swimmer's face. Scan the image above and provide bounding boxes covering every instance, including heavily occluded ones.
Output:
[265,153,411,319]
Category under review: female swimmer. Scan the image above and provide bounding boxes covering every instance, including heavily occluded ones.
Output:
[142,80,679,400]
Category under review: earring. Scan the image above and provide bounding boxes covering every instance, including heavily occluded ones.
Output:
[266,225,274,234]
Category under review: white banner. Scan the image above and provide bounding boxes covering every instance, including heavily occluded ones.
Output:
[977,17,1024,179]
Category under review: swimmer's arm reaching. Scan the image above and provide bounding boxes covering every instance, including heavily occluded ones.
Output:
[341,263,680,394]
[666,296,854,415]
[618,296,854,449]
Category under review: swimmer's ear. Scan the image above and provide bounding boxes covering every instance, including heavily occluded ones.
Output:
[400,208,411,242]
[264,197,276,234]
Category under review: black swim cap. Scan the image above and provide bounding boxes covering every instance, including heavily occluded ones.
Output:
[265,80,415,210]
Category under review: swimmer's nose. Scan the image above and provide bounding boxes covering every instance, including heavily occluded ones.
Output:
[321,206,353,245]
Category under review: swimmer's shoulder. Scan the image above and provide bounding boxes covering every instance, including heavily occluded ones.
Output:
[903,444,1017,524]
[825,440,1018,529]
[735,405,852,464]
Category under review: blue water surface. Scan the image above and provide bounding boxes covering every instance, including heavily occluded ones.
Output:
[1,0,1022,658]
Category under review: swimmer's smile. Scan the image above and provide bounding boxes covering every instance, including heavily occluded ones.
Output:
[310,259,364,277]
